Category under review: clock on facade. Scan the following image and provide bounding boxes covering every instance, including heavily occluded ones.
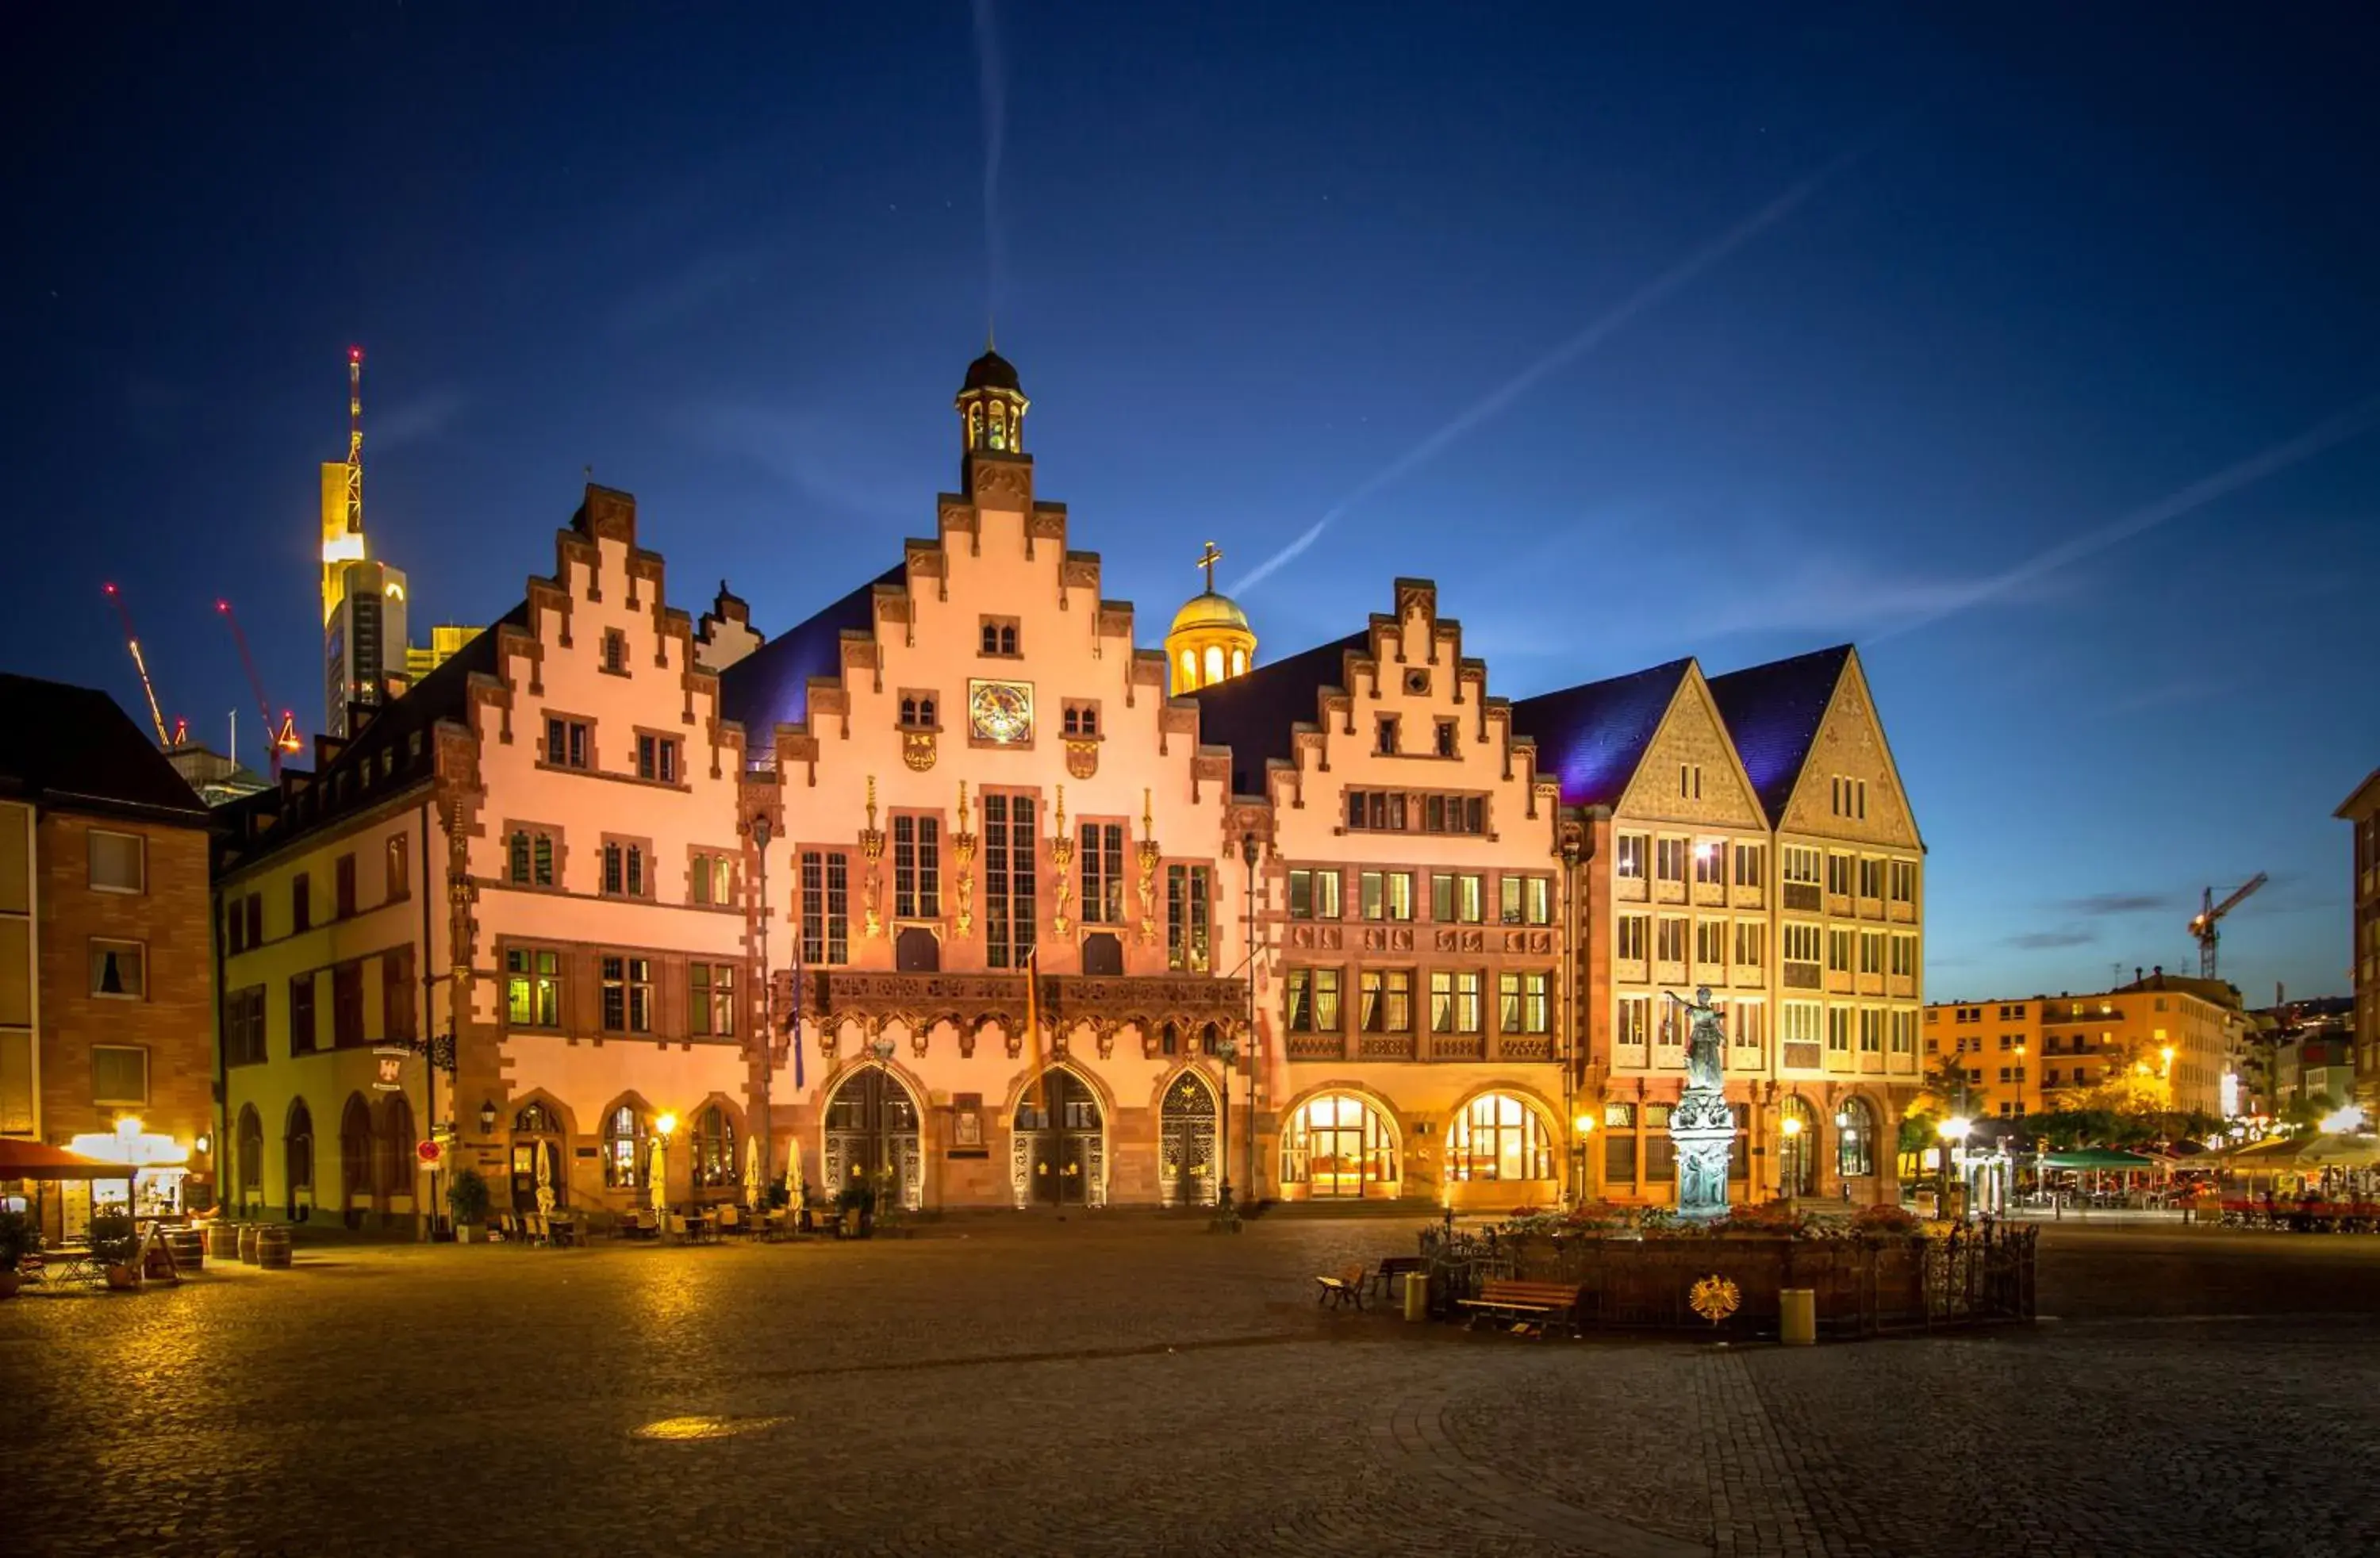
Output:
[968,679,1034,743]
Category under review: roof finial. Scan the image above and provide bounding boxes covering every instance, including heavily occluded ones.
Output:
[1196,539,1223,594]
[986,313,996,353]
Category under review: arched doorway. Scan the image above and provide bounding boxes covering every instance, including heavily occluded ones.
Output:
[823,1068,923,1212]
[1158,1072,1218,1207]
[1445,1092,1553,1185]
[340,1095,375,1226]
[236,1105,263,1213]
[1836,1097,1876,1181]
[690,1104,738,1203]
[1779,1096,1818,1198]
[1283,1092,1398,1199]
[1012,1069,1103,1207]
[283,1099,314,1219]
[511,1100,568,1212]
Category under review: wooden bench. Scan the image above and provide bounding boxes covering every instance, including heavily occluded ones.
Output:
[1314,1261,1369,1310]
[1457,1279,1583,1336]
[1370,1256,1426,1301]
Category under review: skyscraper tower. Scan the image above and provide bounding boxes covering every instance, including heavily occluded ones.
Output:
[321,347,407,739]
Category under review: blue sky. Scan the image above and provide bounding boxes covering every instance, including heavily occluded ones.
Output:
[4,3,2373,1002]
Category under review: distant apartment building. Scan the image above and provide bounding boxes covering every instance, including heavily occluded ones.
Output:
[0,673,216,1241]
[2338,768,2380,1105]
[1925,966,2244,1122]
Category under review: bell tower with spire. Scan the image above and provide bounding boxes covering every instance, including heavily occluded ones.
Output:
[955,340,1028,459]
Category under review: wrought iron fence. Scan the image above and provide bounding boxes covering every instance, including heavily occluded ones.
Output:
[1418,1218,2036,1337]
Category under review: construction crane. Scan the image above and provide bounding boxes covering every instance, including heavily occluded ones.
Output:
[2188,873,2268,980]
[344,345,364,539]
[217,599,301,776]
[101,582,171,746]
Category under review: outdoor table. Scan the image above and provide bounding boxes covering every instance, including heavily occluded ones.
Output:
[548,1218,578,1248]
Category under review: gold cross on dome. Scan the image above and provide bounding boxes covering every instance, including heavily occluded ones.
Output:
[1196,539,1223,593]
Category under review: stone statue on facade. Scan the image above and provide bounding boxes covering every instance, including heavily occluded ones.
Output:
[1667,985,1734,1220]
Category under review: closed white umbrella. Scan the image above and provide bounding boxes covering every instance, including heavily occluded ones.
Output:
[534,1146,556,1218]
[649,1135,668,1216]
[743,1135,760,1211]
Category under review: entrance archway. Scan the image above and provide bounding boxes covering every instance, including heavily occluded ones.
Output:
[283,1099,314,1219]
[823,1067,923,1212]
[1779,1096,1818,1198]
[339,1094,374,1226]
[1012,1069,1104,1207]
[1283,1092,1398,1199]
[510,1099,567,1213]
[1158,1072,1218,1207]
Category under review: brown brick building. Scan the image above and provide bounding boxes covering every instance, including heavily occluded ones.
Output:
[2340,766,2380,1107]
[1,673,216,1241]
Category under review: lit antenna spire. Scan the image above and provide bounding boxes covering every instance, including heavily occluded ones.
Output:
[346,346,365,537]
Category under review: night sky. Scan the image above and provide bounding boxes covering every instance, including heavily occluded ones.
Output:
[5,5,2374,1003]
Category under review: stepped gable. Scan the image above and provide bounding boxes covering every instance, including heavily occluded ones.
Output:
[1705,644,1854,826]
[716,565,906,737]
[1188,630,1367,794]
[1507,658,1694,810]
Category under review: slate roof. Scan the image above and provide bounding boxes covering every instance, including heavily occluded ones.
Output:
[1705,644,1853,825]
[0,672,209,823]
[218,602,526,868]
[1506,658,1695,811]
[1188,631,1368,795]
[716,566,905,739]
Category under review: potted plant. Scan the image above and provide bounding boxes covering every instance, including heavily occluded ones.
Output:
[0,1210,39,1299]
[836,1180,875,1238]
[88,1212,141,1290]
[447,1168,491,1243]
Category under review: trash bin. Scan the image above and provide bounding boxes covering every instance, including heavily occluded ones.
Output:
[1779,1287,1816,1345]
[1403,1271,1429,1322]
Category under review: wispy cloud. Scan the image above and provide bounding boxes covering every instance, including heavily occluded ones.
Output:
[373,388,469,452]
[677,403,914,518]
[1874,394,2380,642]
[608,245,781,340]
[972,0,1008,334]
[2064,892,2176,916]
[2106,673,2244,716]
[1234,148,1867,596]
[2006,928,2098,950]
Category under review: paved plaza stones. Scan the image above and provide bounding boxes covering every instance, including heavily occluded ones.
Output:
[4,1219,2378,1556]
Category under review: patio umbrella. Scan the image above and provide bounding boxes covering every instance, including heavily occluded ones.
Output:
[534,1145,555,1218]
[649,1136,668,1215]
[743,1136,760,1211]
[2297,1134,2380,1168]
[2042,1149,2157,1172]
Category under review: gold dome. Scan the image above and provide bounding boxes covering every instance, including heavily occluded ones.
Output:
[1170,589,1250,635]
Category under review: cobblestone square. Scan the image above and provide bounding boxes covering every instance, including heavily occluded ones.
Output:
[4,1218,2376,1557]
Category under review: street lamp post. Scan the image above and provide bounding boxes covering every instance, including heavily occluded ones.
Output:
[752,812,774,1196]
[1937,1115,1971,1220]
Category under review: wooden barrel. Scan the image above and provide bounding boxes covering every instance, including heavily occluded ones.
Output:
[255,1226,292,1269]
[237,1223,260,1264]
[167,1229,205,1271]
[205,1222,238,1261]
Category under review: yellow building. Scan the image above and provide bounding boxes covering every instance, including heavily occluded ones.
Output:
[1924,967,2243,1123]
[403,624,483,683]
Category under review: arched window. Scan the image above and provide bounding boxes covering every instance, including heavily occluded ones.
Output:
[340,1092,374,1192]
[919,697,935,726]
[1179,649,1197,686]
[1282,1093,1398,1196]
[1203,645,1224,685]
[692,1105,737,1188]
[284,1100,313,1206]
[1837,1097,1876,1180]
[1778,1096,1818,1197]
[1230,647,1246,677]
[900,696,917,726]
[602,1104,647,1189]
[1446,1092,1552,1182]
[514,1100,561,1135]
[236,1105,263,1194]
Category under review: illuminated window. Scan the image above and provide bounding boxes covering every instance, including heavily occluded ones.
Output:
[90,939,145,998]
[1280,1093,1397,1195]
[1204,646,1225,685]
[1230,648,1246,676]
[601,1105,647,1189]
[1447,1092,1552,1182]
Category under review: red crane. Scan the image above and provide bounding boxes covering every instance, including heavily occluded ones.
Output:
[101,582,171,746]
[217,599,301,775]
